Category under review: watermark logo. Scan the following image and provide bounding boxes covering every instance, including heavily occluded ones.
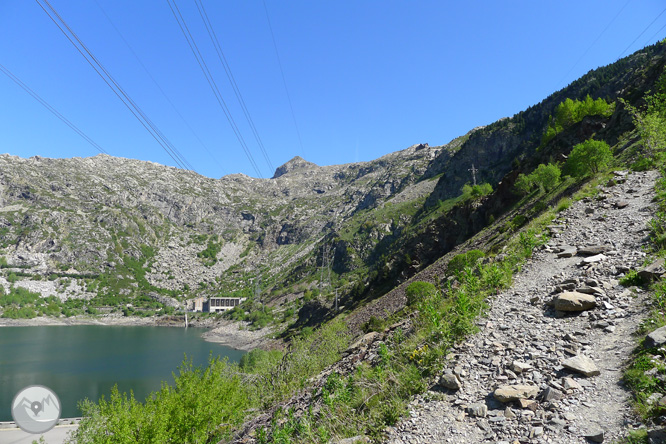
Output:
[11,385,61,434]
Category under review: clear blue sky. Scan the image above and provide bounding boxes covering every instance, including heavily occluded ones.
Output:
[1,1,665,179]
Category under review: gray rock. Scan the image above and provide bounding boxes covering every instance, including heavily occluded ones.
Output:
[530,426,544,438]
[639,258,666,282]
[578,245,611,256]
[511,360,532,373]
[649,428,666,444]
[439,373,461,390]
[541,387,564,402]
[493,384,539,402]
[562,355,600,377]
[646,326,666,349]
[557,246,577,258]
[584,427,605,442]
[582,253,607,264]
[553,291,597,312]
[467,403,487,417]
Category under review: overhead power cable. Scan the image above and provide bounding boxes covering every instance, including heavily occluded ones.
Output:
[618,6,666,59]
[166,0,263,178]
[555,0,630,89]
[94,0,224,173]
[643,20,666,49]
[262,0,305,156]
[194,0,274,173]
[0,63,108,155]
[35,0,195,172]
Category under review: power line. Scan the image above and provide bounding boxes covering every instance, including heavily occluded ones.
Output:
[194,0,274,173]
[618,6,666,59]
[643,20,666,48]
[35,0,195,172]
[262,0,305,156]
[0,63,108,155]
[555,0,631,89]
[94,0,225,173]
[166,0,263,178]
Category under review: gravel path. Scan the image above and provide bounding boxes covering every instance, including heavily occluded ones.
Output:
[386,170,659,444]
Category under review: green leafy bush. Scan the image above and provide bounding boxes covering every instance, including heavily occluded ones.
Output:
[565,139,612,177]
[363,315,386,332]
[514,163,561,195]
[531,163,561,191]
[514,173,533,195]
[462,183,493,199]
[405,281,437,307]
[620,270,645,287]
[541,95,615,146]
[447,250,484,275]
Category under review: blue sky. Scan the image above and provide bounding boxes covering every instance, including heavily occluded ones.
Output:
[0,1,664,179]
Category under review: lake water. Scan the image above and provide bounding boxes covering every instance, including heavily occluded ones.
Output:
[0,325,245,421]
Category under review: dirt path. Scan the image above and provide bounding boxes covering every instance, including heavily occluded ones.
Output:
[386,170,658,443]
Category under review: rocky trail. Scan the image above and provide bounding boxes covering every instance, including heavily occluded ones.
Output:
[385,169,660,444]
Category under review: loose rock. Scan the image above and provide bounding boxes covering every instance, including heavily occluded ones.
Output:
[553,292,597,312]
[562,355,600,377]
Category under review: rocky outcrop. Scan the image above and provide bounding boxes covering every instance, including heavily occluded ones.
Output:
[271,156,318,178]
[0,143,440,301]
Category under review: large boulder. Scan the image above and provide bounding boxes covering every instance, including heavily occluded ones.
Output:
[553,291,597,312]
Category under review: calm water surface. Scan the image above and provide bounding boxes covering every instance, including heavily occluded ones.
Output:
[0,325,245,421]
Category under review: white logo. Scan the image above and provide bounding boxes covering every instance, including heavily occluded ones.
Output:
[11,385,61,434]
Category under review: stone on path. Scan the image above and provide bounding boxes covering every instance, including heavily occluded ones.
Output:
[553,291,597,312]
[511,360,532,373]
[493,384,539,402]
[577,245,611,256]
[557,246,577,258]
[439,373,461,390]
[466,403,487,417]
[638,258,666,283]
[645,325,666,349]
[562,355,600,377]
[584,427,605,442]
[582,254,607,264]
[541,386,563,402]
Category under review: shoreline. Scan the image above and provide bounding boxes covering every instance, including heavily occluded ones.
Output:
[0,315,271,351]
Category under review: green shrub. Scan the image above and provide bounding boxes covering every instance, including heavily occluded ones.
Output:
[405,281,437,307]
[620,270,645,287]
[7,272,18,283]
[541,96,614,146]
[363,315,386,332]
[565,139,612,177]
[514,173,533,195]
[531,163,561,191]
[461,183,493,199]
[510,214,527,230]
[556,197,572,212]
[447,250,484,275]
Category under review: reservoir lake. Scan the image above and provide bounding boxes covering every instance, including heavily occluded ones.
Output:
[0,325,245,421]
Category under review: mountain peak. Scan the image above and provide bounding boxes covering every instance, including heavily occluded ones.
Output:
[272,156,318,179]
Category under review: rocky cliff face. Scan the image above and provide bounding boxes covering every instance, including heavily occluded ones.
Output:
[0,142,442,302]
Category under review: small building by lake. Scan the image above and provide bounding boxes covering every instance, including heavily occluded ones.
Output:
[203,297,244,313]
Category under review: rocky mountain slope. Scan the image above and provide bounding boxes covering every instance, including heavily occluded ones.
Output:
[0,143,440,304]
